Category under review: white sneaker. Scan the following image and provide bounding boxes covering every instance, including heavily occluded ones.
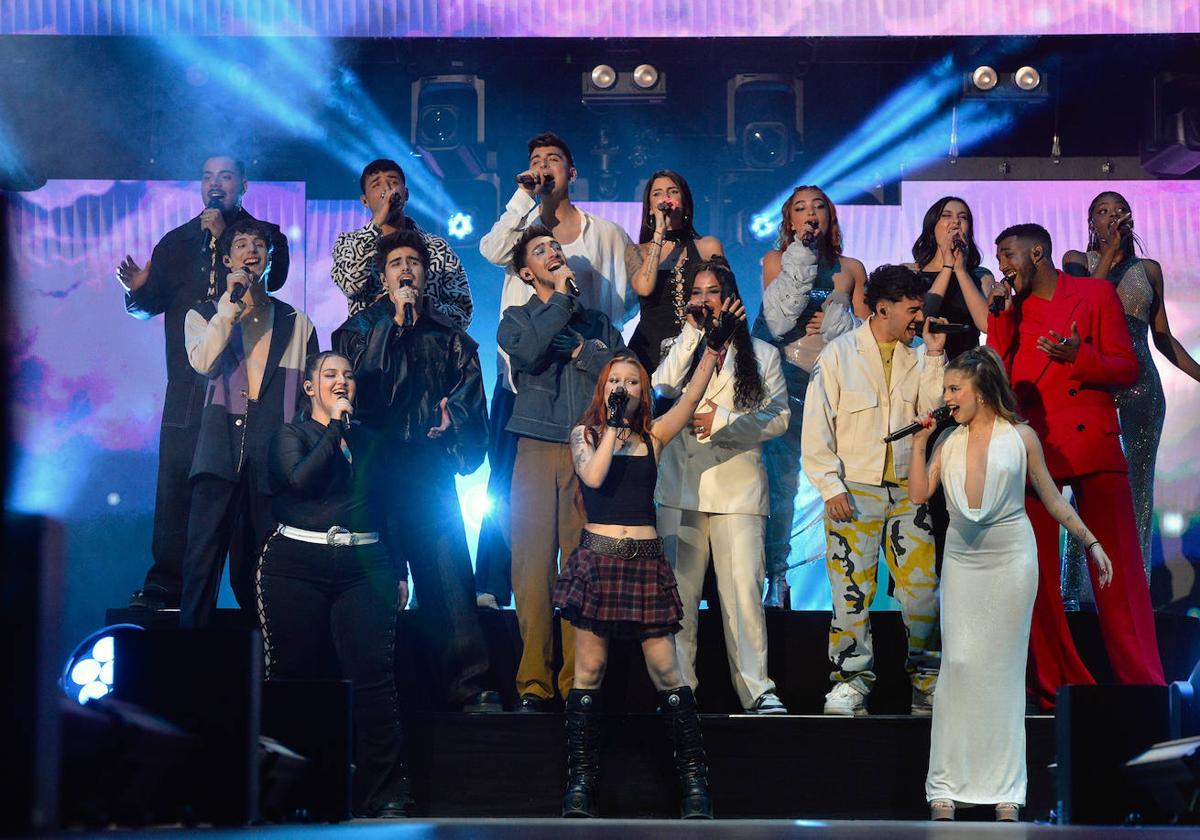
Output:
[748,692,789,715]
[823,681,868,716]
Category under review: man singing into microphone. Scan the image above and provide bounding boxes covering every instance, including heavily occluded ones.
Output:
[498,225,627,712]
[802,264,946,716]
[180,219,317,628]
[988,223,1164,708]
[119,155,290,611]
[331,158,472,328]
[332,229,499,713]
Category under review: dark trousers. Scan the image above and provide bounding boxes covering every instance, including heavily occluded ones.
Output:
[256,533,406,813]
[179,462,274,628]
[1026,470,1165,708]
[142,389,204,600]
[385,450,489,706]
[473,380,516,604]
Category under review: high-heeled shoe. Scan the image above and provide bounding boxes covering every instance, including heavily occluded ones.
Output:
[995,803,1019,822]
[929,799,955,821]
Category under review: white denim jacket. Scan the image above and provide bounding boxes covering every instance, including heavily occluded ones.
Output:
[801,320,945,501]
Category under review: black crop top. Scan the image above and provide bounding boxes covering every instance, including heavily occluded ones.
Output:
[580,447,658,526]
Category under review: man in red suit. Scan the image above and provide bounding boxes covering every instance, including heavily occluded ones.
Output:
[988,223,1164,709]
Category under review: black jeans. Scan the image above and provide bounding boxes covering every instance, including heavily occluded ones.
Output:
[179,462,273,628]
[257,532,406,813]
[384,448,489,706]
[142,381,205,600]
[473,380,516,604]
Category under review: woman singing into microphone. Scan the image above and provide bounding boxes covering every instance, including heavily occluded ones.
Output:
[256,351,411,818]
[553,298,740,820]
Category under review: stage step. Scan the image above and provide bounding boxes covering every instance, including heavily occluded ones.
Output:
[406,711,1057,820]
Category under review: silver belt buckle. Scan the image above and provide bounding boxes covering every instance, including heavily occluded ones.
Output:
[326,526,351,546]
[616,537,636,560]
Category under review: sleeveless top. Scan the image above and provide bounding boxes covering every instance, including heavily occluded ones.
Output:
[630,236,703,372]
[940,418,1028,528]
[918,265,989,360]
[1085,251,1154,323]
[580,436,658,526]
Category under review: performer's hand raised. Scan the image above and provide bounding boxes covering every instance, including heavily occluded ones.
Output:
[922,316,948,355]
[912,410,940,442]
[1037,322,1081,363]
[117,255,151,292]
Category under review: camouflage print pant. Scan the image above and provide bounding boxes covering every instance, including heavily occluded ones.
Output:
[826,481,939,694]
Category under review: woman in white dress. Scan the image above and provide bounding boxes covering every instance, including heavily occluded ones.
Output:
[908,346,1114,822]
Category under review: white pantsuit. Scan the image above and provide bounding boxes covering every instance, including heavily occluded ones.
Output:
[653,324,790,709]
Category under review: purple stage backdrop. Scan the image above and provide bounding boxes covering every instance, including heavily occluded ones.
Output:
[7,177,1199,656]
[2,0,1196,37]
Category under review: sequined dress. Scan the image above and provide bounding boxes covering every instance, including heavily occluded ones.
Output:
[926,418,1037,806]
[1063,253,1162,598]
[752,261,839,578]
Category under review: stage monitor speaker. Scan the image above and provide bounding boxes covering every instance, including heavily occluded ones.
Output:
[1,514,64,833]
[262,680,353,822]
[114,629,262,825]
[1126,735,1200,821]
[1057,684,1170,824]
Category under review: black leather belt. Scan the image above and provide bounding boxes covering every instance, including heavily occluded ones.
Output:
[579,530,663,559]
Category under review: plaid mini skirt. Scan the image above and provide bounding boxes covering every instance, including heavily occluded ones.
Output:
[553,532,684,641]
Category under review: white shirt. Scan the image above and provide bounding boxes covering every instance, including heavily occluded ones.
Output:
[479,188,636,391]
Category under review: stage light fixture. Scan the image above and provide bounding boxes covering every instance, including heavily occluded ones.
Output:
[591,65,617,90]
[749,212,776,241]
[632,64,659,90]
[61,624,143,705]
[439,174,499,246]
[726,74,804,171]
[1014,66,1041,91]
[447,211,475,241]
[410,75,487,179]
[971,66,999,91]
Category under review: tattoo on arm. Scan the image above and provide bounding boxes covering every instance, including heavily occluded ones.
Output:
[570,426,594,474]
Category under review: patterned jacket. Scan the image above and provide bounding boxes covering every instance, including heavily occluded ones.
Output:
[331,219,473,328]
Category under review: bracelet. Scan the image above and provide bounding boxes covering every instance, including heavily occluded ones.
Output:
[1087,540,1100,551]
[651,238,664,248]
[941,264,954,269]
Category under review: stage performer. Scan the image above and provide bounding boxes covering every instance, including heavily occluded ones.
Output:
[988,223,1164,709]
[555,330,739,819]
[627,169,724,373]
[753,185,867,608]
[333,229,499,713]
[474,132,638,613]
[909,347,1113,823]
[258,352,412,818]
[179,219,316,628]
[330,158,472,327]
[802,264,946,716]
[653,257,790,715]
[904,196,996,587]
[1061,191,1200,603]
[496,224,627,713]
[118,155,289,610]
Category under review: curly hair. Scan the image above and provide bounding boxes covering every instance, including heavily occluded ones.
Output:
[863,264,931,314]
[682,257,765,411]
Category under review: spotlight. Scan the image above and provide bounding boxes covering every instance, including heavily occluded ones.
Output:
[460,483,493,530]
[447,211,475,241]
[410,75,486,178]
[749,212,777,241]
[632,64,659,90]
[591,65,617,90]
[1162,511,1187,538]
[971,66,999,91]
[61,624,143,705]
[1014,66,1041,91]
[726,74,803,170]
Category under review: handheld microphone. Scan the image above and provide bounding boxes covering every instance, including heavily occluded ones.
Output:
[202,192,224,250]
[229,266,255,303]
[801,219,819,246]
[989,277,1013,317]
[565,275,581,298]
[657,200,677,214]
[516,173,537,188]
[339,415,355,435]
[951,233,966,254]
[924,321,972,335]
[400,278,414,327]
[883,405,954,443]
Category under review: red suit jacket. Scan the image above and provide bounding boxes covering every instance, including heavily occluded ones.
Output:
[987,270,1138,478]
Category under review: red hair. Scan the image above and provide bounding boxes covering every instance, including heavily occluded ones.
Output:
[576,354,654,448]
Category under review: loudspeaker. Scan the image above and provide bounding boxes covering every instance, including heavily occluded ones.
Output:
[262,680,352,822]
[1057,684,1170,824]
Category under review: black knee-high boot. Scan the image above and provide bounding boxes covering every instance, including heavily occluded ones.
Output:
[563,688,602,817]
[659,686,713,820]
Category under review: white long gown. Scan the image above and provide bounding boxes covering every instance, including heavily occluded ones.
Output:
[926,418,1039,806]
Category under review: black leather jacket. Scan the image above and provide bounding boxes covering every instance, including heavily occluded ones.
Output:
[333,297,488,476]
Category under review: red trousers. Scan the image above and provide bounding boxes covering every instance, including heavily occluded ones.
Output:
[1025,470,1165,708]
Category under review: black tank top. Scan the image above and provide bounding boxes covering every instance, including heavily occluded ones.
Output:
[580,442,658,526]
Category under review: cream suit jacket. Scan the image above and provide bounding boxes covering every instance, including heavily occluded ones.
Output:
[652,322,790,515]
[801,319,945,502]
